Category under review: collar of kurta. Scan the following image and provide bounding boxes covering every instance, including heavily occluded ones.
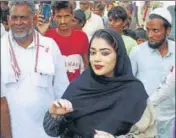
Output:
[9,29,39,49]
[148,39,174,56]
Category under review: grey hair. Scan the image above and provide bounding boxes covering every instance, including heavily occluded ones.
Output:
[9,0,35,15]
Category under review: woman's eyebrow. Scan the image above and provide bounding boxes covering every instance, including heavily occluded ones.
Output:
[99,48,111,51]
[90,47,111,51]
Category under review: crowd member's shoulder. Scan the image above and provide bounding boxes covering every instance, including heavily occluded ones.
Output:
[168,39,175,44]
[122,35,136,43]
[1,31,8,41]
[72,29,89,40]
[72,29,87,36]
[91,12,103,21]
[44,28,57,36]
[129,41,149,56]
[1,32,9,54]
[138,41,149,48]
[123,29,136,40]
[168,39,175,49]
[1,32,9,53]
[39,32,59,50]
[166,39,175,56]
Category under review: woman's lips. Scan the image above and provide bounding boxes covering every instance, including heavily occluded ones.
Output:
[94,65,104,70]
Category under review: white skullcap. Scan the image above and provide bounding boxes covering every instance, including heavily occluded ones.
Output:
[79,0,93,4]
[149,7,172,25]
[88,1,93,3]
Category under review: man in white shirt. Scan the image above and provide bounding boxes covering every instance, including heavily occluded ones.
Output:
[1,1,69,138]
[129,7,175,96]
[79,1,104,41]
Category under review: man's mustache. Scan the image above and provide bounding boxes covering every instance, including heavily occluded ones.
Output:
[60,24,67,26]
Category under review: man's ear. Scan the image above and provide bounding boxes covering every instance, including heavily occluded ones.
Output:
[166,27,171,36]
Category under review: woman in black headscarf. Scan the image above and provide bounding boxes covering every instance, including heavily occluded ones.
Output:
[43,29,156,138]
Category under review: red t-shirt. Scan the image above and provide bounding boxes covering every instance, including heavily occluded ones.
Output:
[45,29,89,82]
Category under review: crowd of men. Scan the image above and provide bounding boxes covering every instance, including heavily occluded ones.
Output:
[0,0,175,138]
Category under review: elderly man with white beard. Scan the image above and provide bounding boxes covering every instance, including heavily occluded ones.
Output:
[1,0,69,137]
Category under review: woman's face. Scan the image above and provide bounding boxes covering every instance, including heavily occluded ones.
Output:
[89,38,117,77]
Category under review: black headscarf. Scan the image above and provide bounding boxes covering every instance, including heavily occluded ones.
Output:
[62,29,148,137]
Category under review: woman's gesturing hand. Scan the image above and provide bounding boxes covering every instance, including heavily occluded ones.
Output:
[49,99,73,118]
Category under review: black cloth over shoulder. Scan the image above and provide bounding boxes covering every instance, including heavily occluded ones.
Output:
[62,29,148,137]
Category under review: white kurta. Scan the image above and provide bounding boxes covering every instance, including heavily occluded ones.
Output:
[1,31,69,138]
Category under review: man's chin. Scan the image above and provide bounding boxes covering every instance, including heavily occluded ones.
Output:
[13,35,26,39]
[12,32,29,40]
[12,29,33,40]
[148,37,166,49]
[148,42,162,49]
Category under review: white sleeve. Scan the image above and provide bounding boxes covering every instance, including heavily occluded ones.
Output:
[1,75,6,97]
[150,68,175,106]
[51,40,69,99]
[1,44,6,97]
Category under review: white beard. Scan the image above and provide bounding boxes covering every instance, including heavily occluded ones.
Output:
[12,29,33,40]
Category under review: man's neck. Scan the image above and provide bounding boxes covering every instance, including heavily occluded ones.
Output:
[15,34,33,49]
[57,28,72,36]
[157,41,168,57]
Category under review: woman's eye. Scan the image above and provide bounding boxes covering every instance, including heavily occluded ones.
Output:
[90,51,95,55]
[101,51,110,56]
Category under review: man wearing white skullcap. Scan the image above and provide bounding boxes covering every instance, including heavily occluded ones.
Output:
[129,7,175,138]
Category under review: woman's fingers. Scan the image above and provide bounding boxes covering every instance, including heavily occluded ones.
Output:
[49,99,73,116]
[95,130,108,134]
[58,99,66,109]
[94,130,114,138]
[67,100,73,112]
[57,99,73,112]
[53,100,61,107]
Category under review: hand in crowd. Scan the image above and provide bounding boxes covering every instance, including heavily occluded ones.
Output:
[94,130,115,138]
[36,13,52,35]
[49,99,73,118]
